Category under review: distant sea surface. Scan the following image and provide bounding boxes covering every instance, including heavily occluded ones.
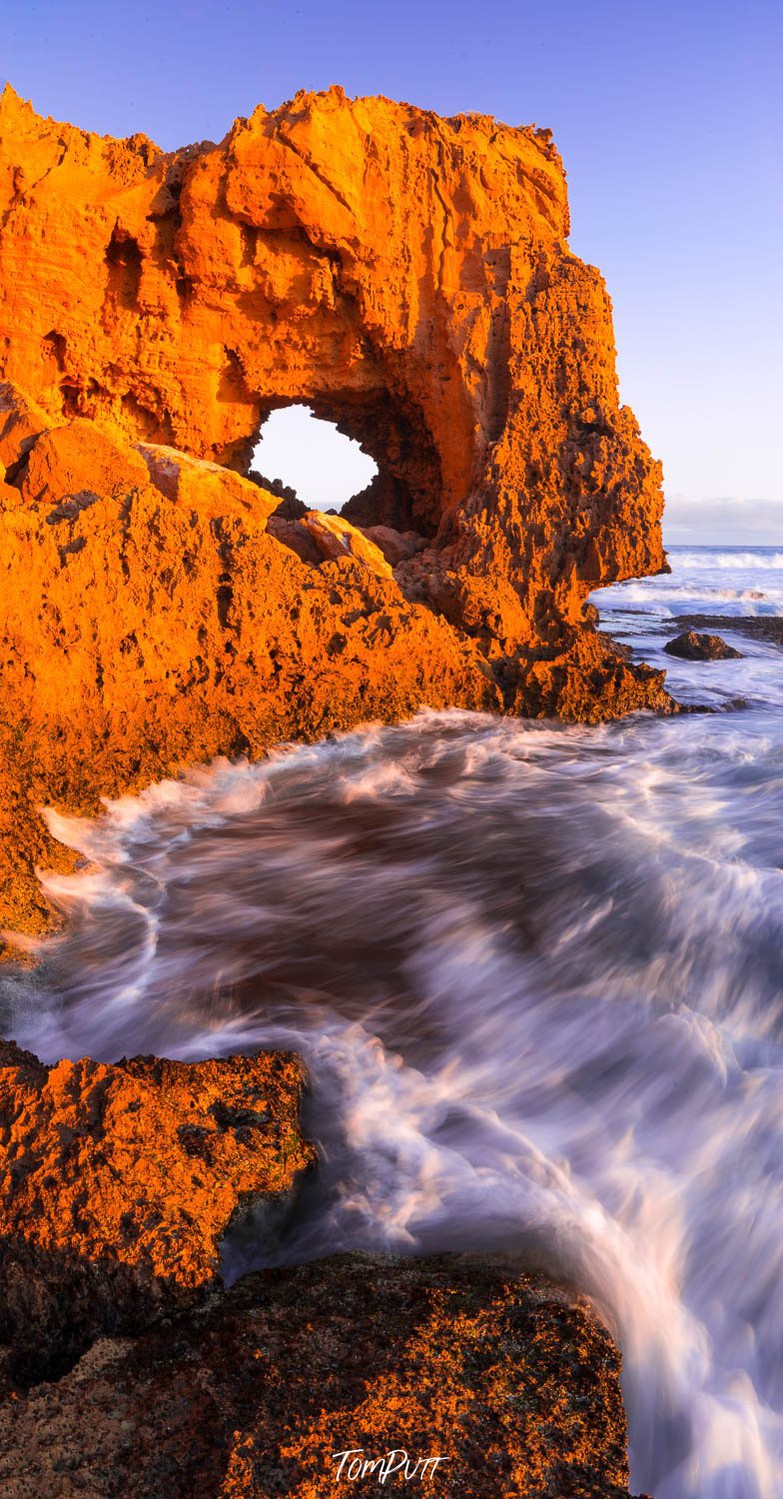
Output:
[4,544,783,1499]
[599,542,783,709]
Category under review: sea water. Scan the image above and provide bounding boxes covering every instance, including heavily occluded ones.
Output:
[4,546,783,1499]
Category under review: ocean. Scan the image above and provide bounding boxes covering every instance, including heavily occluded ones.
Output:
[4,544,783,1499]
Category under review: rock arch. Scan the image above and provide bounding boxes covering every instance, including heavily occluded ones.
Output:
[0,83,666,660]
[247,388,441,536]
[0,84,675,936]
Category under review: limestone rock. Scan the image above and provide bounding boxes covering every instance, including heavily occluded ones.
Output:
[0,380,51,472]
[0,1039,314,1382]
[266,512,325,565]
[0,84,677,937]
[300,509,394,578]
[0,1252,650,1498]
[0,414,503,937]
[364,523,429,566]
[0,83,667,673]
[137,442,279,522]
[18,414,150,506]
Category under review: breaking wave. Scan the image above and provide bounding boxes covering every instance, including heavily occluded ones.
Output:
[672,551,783,570]
[6,697,783,1499]
[601,583,776,608]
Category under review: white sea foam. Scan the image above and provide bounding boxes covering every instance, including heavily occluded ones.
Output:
[673,551,783,570]
[593,545,783,624]
[598,583,776,605]
[4,694,783,1499]
[4,547,783,1498]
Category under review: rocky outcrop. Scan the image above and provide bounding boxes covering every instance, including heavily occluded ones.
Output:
[298,508,394,576]
[0,84,674,932]
[664,628,743,661]
[0,390,504,937]
[0,378,669,941]
[0,1251,649,1498]
[0,1040,648,1495]
[674,614,783,649]
[0,86,669,1490]
[0,82,666,578]
[0,1039,314,1384]
[0,83,669,671]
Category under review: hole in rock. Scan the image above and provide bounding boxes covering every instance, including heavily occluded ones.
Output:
[249,404,378,514]
[104,229,143,310]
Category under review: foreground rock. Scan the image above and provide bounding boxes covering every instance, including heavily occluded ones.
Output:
[0,1040,314,1384]
[664,628,743,661]
[0,1252,648,1498]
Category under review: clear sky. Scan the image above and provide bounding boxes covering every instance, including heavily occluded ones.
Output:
[253,407,378,510]
[4,0,781,541]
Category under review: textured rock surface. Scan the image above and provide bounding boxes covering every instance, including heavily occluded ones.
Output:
[0,85,666,1490]
[0,1253,648,1498]
[0,387,500,938]
[0,82,668,681]
[0,379,667,943]
[0,1039,314,1382]
[299,507,394,576]
[0,82,674,934]
[675,614,782,648]
[664,628,742,661]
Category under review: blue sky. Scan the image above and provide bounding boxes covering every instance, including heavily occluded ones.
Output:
[4,0,782,540]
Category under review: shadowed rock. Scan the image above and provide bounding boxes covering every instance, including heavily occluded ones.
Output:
[0,1040,314,1384]
[664,629,743,661]
[0,1251,650,1498]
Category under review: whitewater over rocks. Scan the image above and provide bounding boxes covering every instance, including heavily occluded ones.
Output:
[0,78,776,1498]
[5,556,783,1499]
[0,83,673,948]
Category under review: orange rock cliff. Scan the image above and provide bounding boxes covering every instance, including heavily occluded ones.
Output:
[0,82,670,935]
[0,84,661,1496]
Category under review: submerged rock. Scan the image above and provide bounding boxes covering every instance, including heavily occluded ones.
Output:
[0,1251,649,1498]
[0,1040,314,1384]
[664,629,743,661]
[673,613,783,650]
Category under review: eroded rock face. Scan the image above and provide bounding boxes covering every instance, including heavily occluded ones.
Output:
[299,508,394,577]
[0,1253,649,1498]
[0,83,674,933]
[0,89,665,1487]
[0,391,503,936]
[0,1040,314,1383]
[0,83,667,666]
